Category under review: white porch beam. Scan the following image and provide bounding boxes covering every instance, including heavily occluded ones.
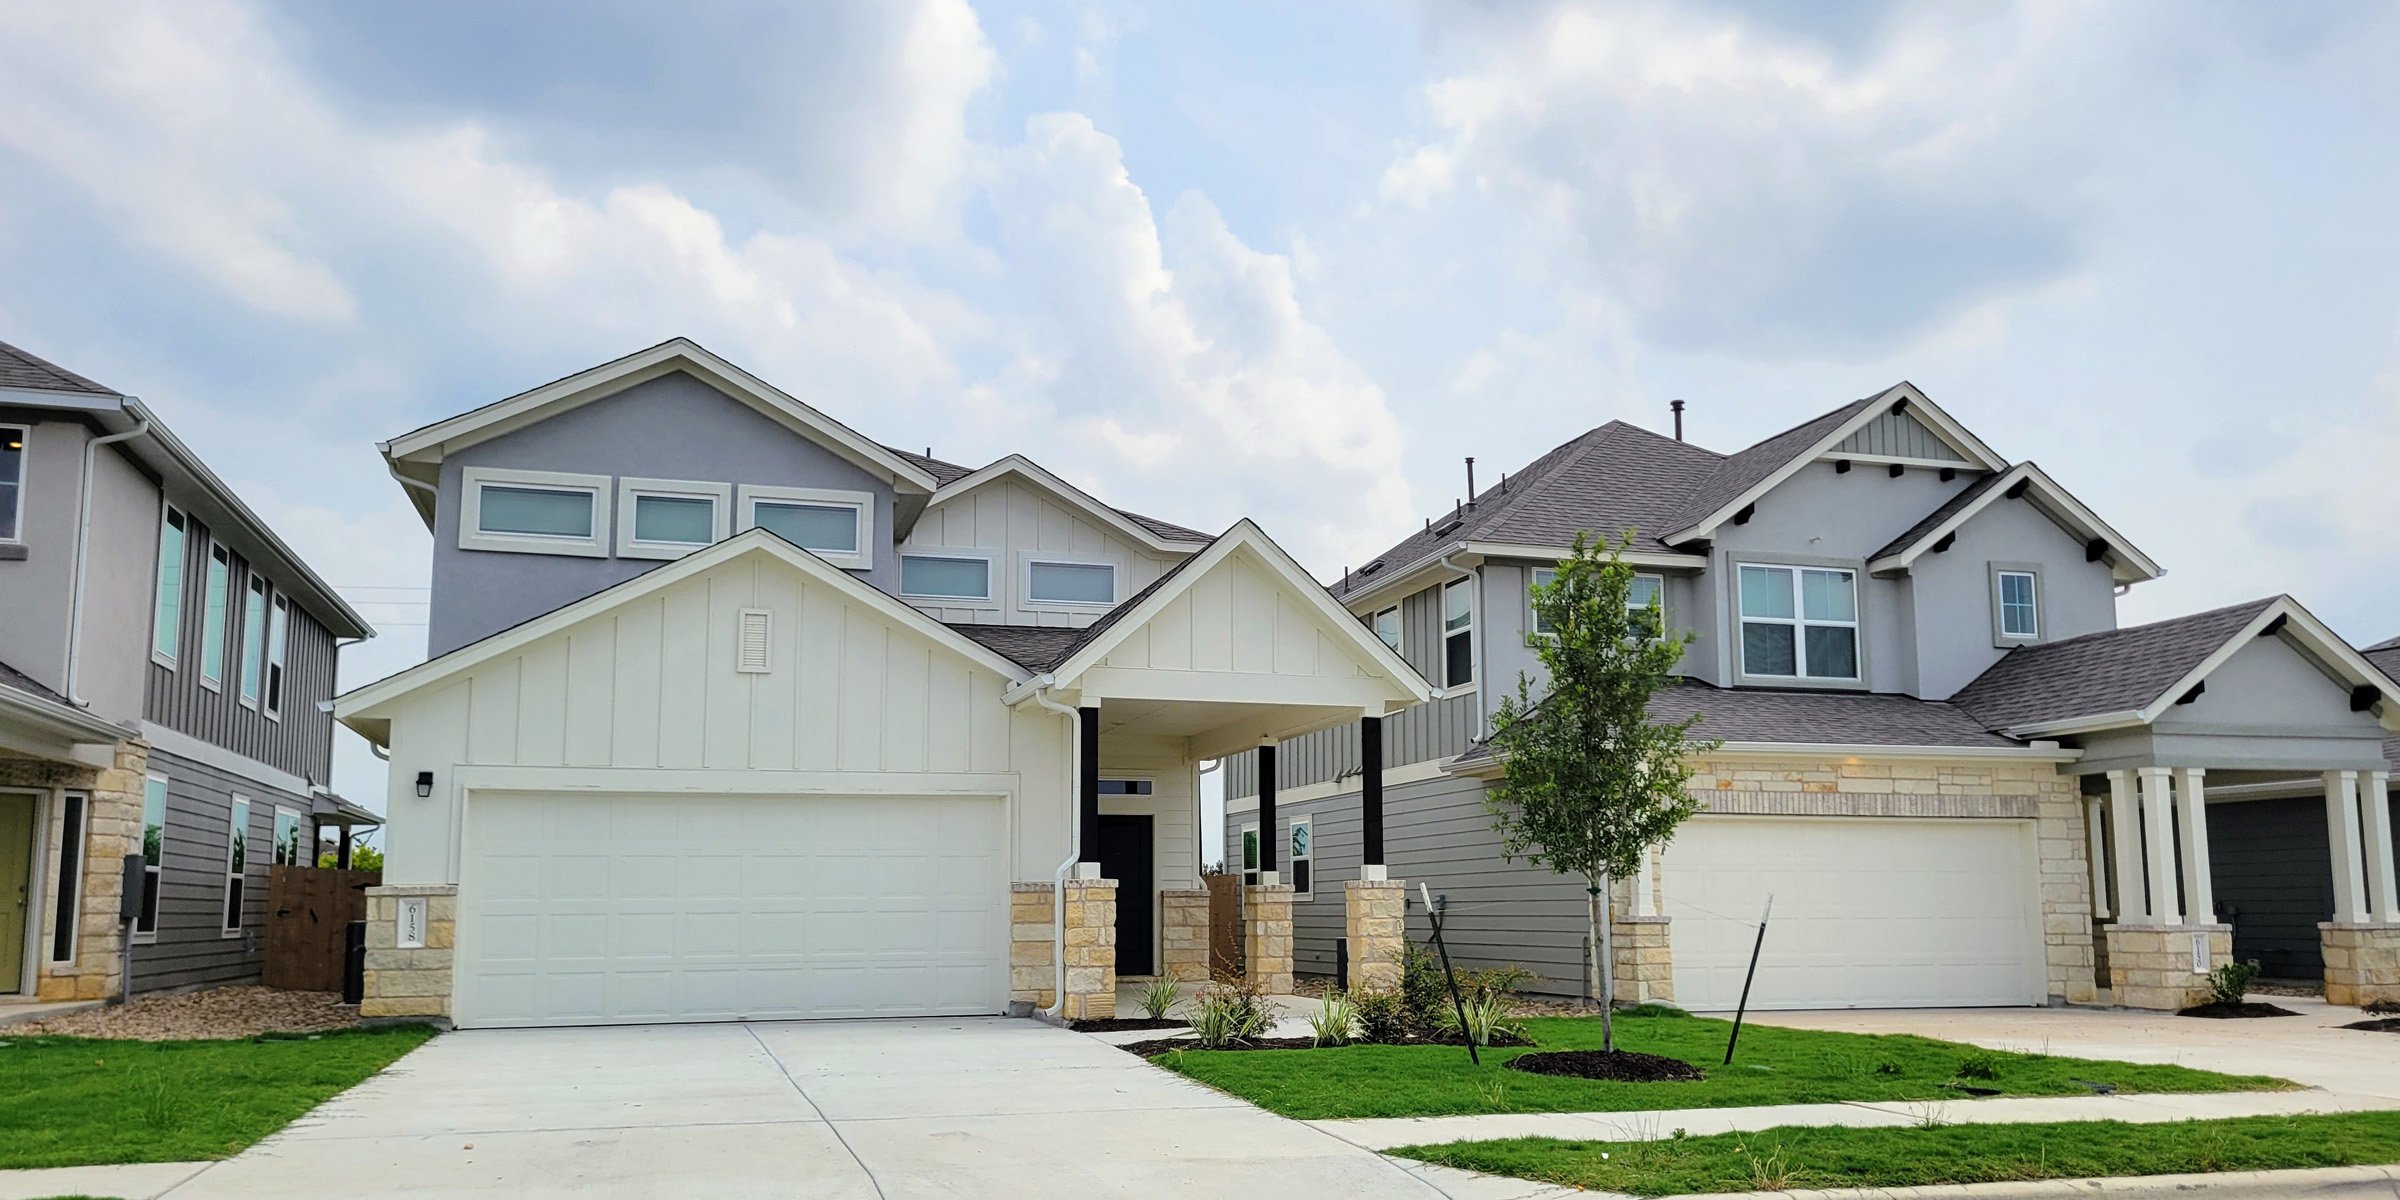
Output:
[2359,769,2398,923]
[2174,767,2214,925]
[2108,769,2148,923]
[2084,796,2110,920]
[2326,769,2370,924]
[2137,767,2180,925]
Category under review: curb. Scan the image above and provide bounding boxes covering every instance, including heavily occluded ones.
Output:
[1670,1162,2400,1199]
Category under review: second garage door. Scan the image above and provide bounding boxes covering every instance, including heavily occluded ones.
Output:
[455,792,1007,1028]
[1662,816,2044,1011]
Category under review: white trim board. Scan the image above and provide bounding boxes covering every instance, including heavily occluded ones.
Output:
[1225,759,1451,813]
[138,722,312,796]
[929,455,1205,556]
[1867,461,2163,585]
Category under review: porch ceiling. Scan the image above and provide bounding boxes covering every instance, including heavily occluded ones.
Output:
[1093,697,1366,761]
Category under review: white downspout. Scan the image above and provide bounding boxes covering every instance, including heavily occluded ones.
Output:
[67,415,152,706]
[1023,676,1083,1017]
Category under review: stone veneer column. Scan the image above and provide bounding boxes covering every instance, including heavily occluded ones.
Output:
[1008,882,1055,1010]
[1611,915,1675,1004]
[1159,888,1211,982]
[1244,882,1295,994]
[8,738,145,1003]
[1343,879,1405,991]
[2104,923,2231,1011]
[361,884,458,1022]
[2321,922,2400,1007]
[1058,876,1117,1019]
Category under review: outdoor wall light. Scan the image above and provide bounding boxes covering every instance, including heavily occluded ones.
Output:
[415,771,434,798]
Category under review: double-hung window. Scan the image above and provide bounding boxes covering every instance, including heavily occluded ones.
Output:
[272,807,305,867]
[1026,559,1117,607]
[0,424,24,543]
[1737,564,1859,681]
[737,485,873,570]
[262,595,289,718]
[617,478,732,559]
[1442,578,1474,687]
[152,508,186,664]
[460,467,610,557]
[1371,606,1400,653]
[199,545,231,689]
[222,797,250,935]
[1288,818,1312,897]
[138,776,167,938]
[1531,567,1665,636]
[1995,568,2041,642]
[239,573,268,707]
[899,551,995,603]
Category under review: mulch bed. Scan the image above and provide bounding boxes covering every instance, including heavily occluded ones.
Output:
[2177,1001,2299,1018]
[1506,1049,1705,1082]
[1069,1017,1188,1032]
[2342,1018,2400,1034]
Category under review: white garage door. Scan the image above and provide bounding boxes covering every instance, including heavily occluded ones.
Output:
[1662,817,2043,1011]
[455,792,1007,1029]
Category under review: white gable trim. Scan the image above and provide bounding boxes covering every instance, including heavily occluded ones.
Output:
[382,338,939,494]
[1668,383,2010,543]
[1867,462,2164,584]
[928,455,1202,555]
[334,529,1027,736]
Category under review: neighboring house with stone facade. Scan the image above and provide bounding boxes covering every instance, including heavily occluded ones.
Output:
[0,339,377,1009]
[332,339,1428,1027]
[1225,383,2400,1013]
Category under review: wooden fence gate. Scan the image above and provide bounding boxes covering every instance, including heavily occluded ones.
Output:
[264,866,381,992]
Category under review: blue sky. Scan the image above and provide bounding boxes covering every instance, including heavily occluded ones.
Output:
[4,1,2398,819]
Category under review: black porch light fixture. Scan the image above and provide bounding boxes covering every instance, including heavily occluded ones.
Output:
[415,771,434,798]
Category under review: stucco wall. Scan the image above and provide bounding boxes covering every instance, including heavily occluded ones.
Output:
[1908,491,2119,699]
[0,420,85,696]
[0,420,163,723]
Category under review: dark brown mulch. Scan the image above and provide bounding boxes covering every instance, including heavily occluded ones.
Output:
[1069,1017,1188,1032]
[2342,1017,2400,1033]
[1116,1028,1535,1056]
[2177,1001,2299,1018]
[1506,1049,1705,1082]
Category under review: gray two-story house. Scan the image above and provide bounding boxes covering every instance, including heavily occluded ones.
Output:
[1,339,376,1006]
[1225,384,2400,1012]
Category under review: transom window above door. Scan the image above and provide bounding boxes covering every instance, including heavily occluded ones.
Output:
[737,485,874,571]
[617,478,732,560]
[1737,563,1859,682]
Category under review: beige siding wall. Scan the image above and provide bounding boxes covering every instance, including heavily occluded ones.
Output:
[901,477,1183,627]
[1099,736,1202,891]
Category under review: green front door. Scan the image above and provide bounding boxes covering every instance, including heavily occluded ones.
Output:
[0,794,34,993]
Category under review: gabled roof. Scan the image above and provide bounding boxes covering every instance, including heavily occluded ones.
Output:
[0,655,132,752]
[922,454,1211,554]
[1867,461,2163,584]
[0,339,113,396]
[1949,596,2400,737]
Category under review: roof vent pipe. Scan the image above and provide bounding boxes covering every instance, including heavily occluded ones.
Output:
[1465,457,1476,507]
[1672,399,1686,441]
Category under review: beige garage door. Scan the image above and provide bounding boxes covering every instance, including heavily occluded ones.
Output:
[455,792,1007,1028]
[1662,816,2045,1011]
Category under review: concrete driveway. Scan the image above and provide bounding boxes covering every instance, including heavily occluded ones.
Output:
[161,1017,1461,1200]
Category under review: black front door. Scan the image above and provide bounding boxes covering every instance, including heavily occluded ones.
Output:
[1097,815,1155,976]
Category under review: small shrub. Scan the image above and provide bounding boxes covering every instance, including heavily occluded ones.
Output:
[1457,964,1535,1003]
[1308,993,1357,1047]
[1957,1050,2004,1081]
[1188,997,1242,1049]
[1184,974,1274,1048]
[1139,979,1180,1021]
[2208,959,2262,1007]
[1400,942,1448,1026]
[1440,988,1528,1048]
[1351,986,1410,1043]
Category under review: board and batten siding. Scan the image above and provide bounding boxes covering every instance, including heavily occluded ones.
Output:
[144,512,343,785]
[901,477,1185,627]
[133,751,312,994]
[376,550,1074,885]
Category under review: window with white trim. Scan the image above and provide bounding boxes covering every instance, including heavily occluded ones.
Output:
[460,467,610,557]
[1288,817,1312,897]
[50,793,86,963]
[223,796,250,935]
[616,478,732,560]
[737,485,874,570]
[1028,559,1116,606]
[0,424,24,542]
[272,807,305,867]
[1996,570,2039,640]
[199,544,231,688]
[262,595,289,718]
[1737,564,1859,681]
[1531,568,1665,636]
[1371,606,1400,653]
[138,776,166,939]
[239,573,268,707]
[1443,577,1474,687]
[900,552,994,601]
[152,507,186,665]
[1240,823,1260,887]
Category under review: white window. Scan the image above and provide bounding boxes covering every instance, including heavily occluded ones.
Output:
[50,792,88,963]
[460,467,610,557]
[1443,577,1474,688]
[1530,567,1665,635]
[900,551,995,602]
[239,573,268,707]
[223,796,250,935]
[1026,559,1117,607]
[0,424,24,543]
[1996,569,2040,640]
[1289,817,1312,898]
[737,484,874,570]
[152,507,186,665]
[199,544,231,689]
[262,595,289,718]
[1371,606,1400,652]
[138,775,167,939]
[615,477,732,560]
[1240,823,1260,887]
[1738,564,1860,681]
[272,806,305,867]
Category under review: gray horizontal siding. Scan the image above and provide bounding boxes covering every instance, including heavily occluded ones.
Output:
[132,750,313,994]
[1224,693,1481,799]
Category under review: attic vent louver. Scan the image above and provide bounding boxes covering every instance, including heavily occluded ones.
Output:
[1432,517,1463,536]
[1360,559,1385,576]
[737,609,772,673]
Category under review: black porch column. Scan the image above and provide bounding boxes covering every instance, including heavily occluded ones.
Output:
[1079,706,1102,864]
[337,827,353,869]
[1360,715,1384,870]
[1258,742,1278,876]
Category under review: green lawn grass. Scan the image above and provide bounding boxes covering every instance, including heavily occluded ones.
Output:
[0,1025,437,1170]
[1151,1012,2291,1119]
[1396,1113,2400,1196]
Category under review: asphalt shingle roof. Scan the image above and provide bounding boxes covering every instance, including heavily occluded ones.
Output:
[1661,395,1882,536]
[1452,677,2021,763]
[1948,597,2281,733]
[944,530,1224,672]
[0,339,114,395]
[0,657,69,706]
[1870,468,2012,563]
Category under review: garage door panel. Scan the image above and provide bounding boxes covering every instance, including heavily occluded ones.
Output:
[456,792,1007,1028]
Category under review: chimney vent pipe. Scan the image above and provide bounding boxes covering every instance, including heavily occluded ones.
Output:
[1671,399,1686,441]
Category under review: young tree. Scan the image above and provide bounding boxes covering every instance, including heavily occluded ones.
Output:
[1484,531,1715,1052]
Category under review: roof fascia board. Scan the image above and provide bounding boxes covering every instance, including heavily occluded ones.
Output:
[336,529,1025,728]
[0,386,123,411]
[2001,711,2150,738]
[1879,383,2010,470]
[931,456,1193,555]
[0,685,133,747]
[2019,482,2165,583]
[1462,542,1710,571]
[1865,463,2164,584]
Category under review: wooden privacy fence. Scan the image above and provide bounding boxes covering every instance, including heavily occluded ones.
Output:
[265,866,381,993]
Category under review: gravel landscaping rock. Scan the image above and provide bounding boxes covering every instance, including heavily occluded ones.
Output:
[4,987,363,1041]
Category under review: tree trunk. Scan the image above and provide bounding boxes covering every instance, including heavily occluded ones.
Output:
[1591,874,1616,1053]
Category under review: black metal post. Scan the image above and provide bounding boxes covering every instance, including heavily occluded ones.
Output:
[1257,743,1278,875]
[1724,895,1775,1066]
[1360,716,1384,870]
[338,827,353,870]
[343,920,367,1004]
[1078,706,1101,863]
[1422,886,1478,1066]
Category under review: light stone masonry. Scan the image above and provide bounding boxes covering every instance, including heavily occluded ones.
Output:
[5,739,146,1003]
[1343,879,1405,991]
[2321,922,2400,1007]
[361,885,458,1021]
[1159,888,1210,983]
[1009,882,1056,1008]
[2104,923,2231,1011]
[1244,882,1295,995]
[1059,877,1117,1020]
[1611,915,1674,1004]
